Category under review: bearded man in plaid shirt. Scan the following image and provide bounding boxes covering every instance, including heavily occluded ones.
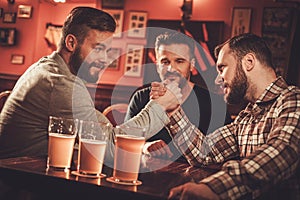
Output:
[150,33,300,200]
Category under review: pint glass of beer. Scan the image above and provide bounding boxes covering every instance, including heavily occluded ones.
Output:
[74,120,111,178]
[107,125,146,185]
[47,116,79,172]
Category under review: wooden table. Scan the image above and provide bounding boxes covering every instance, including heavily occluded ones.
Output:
[0,156,220,200]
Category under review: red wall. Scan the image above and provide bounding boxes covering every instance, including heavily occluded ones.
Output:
[0,0,289,86]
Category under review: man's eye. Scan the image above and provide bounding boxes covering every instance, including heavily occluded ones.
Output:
[94,46,104,52]
[161,61,169,65]
[106,48,112,54]
[218,65,224,72]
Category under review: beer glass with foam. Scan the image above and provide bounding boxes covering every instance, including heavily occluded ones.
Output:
[106,125,146,185]
[47,116,79,172]
[74,120,110,178]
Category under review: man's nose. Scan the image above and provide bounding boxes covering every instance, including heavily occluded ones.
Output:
[215,73,223,85]
[166,64,178,72]
[95,49,107,61]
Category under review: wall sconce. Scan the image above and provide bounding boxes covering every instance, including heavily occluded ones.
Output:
[181,0,193,20]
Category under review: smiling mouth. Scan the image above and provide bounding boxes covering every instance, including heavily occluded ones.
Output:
[219,83,228,93]
[90,62,105,70]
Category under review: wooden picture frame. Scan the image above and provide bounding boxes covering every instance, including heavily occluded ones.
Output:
[262,7,292,32]
[101,0,124,9]
[127,11,148,38]
[104,9,124,38]
[107,48,121,70]
[262,32,289,58]
[11,54,24,65]
[231,8,252,37]
[0,28,16,46]
[124,44,144,77]
[17,5,33,19]
[0,8,3,18]
[3,12,16,23]
[261,7,293,78]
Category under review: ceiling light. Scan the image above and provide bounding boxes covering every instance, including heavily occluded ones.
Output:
[53,0,66,3]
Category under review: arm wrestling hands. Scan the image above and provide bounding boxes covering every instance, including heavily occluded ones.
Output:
[151,81,182,113]
[143,81,181,158]
[148,82,219,200]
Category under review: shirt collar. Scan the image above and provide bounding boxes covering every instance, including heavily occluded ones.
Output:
[243,76,288,115]
[48,51,73,76]
[256,76,288,104]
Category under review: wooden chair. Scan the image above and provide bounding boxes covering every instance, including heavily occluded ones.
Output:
[0,90,11,112]
[103,103,128,126]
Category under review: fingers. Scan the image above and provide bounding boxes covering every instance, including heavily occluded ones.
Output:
[150,82,167,99]
[168,185,183,200]
[151,81,162,87]
[162,143,173,157]
[169,183,217,200]
[144,140,173,158]
[151,80,182,112]
[165,82,182,104]
[150,81,182,102]
[150,89,166,99]
[162,79,172,86]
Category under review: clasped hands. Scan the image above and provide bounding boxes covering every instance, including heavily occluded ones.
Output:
[142,81,182,159]
[146,81,219,200]
[150,80,182,113]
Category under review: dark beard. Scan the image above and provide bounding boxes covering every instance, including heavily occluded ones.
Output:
[69,47,82,75]
[164,71,189,89]
[226,63,248,105]
[69,47,99,83]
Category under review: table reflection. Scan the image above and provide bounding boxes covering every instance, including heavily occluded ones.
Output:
[0,155,220,200]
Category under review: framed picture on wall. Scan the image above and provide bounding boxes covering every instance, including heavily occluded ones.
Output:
[0,28,16,46]
[3,12,16,23]
[104,9,124,38]
[101,0,124,9]
[261,7,292,78]
[124,44,144,77]
[127,11,148,38]
[262,32,289,58]
[11,54,25,65]
[107,48,121,70]
[0,8,3,18]
[17,5,33,19]
[231,7,252,37]
[262,7,291,32]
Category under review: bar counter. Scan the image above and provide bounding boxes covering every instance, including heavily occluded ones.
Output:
[0,155,220,200]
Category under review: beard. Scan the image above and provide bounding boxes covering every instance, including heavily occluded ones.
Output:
[225,63,248,105]
[163,71,189,89]
[69,47,101,83]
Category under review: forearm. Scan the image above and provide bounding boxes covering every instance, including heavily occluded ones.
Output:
[200,140,299,199]
[166,108,239,166]
[123,100,170,139]
[166,107,212,165]
[103,100,170,164]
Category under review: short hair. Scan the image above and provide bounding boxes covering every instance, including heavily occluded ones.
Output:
[214,33,274,69]
[59,7,116,47]
[155,31,195,58]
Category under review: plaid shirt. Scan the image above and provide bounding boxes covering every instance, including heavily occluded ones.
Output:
[167,77,300,199]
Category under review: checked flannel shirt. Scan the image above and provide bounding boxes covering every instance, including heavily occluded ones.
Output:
[167,76,300,199]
